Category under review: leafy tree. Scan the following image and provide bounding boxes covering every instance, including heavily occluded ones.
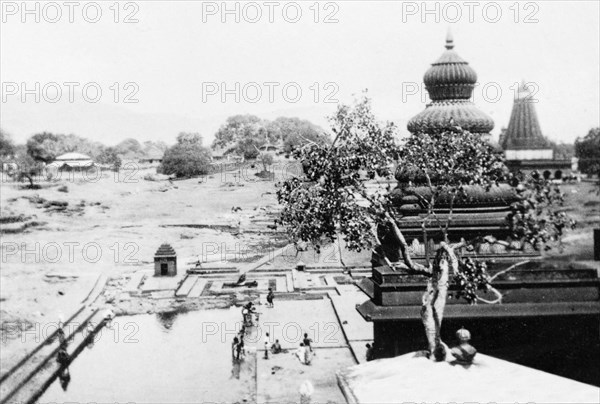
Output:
[115,138,144,158]
[212,115,271,159]
[0,129,15,158]
[143,140,169,153]
[259,152,274,171]
[266,117,330,153]
[276,96,570,360]
[58,134,104,159]
[176,132,203,145]
[14,148,43,187]
[159,142,212,178]
[97,147,122,171]
[26,132,107,163]
[549,141,574,160]
[575,127,600,176]
[26,132,64,163]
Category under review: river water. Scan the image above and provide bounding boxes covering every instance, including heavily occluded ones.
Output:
[40,308,255,403]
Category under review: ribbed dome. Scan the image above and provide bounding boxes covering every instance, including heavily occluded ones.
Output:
[407,100,494,134]
[407,32,494,136]
[423,33,477,101]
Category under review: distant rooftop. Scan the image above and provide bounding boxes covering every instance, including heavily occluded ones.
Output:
[55,152,92,161]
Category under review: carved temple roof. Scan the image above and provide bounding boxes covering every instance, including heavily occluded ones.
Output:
[501,81,550,150]
[407,31,494,135]
[155,243,176,257]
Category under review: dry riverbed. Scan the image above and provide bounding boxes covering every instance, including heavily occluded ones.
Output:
[0,163,288,342]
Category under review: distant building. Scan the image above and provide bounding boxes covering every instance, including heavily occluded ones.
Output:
[258,141,283,154]
[47,152,95,171]
[154,243,177,276]
[139,147,164,164]
[211,147,244,163]
[500,82,575,178]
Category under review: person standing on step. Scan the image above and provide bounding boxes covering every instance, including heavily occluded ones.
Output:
[264,332,271,359]
[236,336,245,360]
[303,333,314,355]
[266,288,274,308]
[232,336,240,359]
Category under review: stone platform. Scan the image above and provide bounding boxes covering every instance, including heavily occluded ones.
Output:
[337,352,600,404]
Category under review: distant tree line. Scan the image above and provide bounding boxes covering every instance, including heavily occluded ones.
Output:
[0,114,330,183]
[0,129,171,186]
[212,115,331,160]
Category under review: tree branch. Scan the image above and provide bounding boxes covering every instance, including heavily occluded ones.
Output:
[384,212,432,276]
[489,260,531,282]
[477,286,503,304]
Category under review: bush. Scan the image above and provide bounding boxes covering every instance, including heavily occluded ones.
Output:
[159,142,212,178]
[57,185,69,193]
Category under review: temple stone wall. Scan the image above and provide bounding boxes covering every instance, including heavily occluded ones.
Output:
[506,149,554,160]
[154,256,177,276]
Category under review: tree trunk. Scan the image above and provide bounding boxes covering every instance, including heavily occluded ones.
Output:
[421,251,450,360]
[421,243,458,360]
[385,218,459,360]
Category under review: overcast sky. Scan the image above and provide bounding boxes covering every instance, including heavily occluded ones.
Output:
[1,0,599,145]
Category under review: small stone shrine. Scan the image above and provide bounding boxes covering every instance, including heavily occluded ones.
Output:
[154,243,177,277]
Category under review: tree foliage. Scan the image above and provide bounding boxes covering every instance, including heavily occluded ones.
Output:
[212,115,330,159]
[96,147,122,171]
[212,115,271,159]
[276,95,571,360]
[14,147,43,187]
[26,132,64,163]
[258,152,274,172]
[159,134,211,178]
[176,132,203,145]
[0,129,15,158]
[266,117,330,153]
[575,127,600,176]
[25,132,105,162]
[115,138,144,158]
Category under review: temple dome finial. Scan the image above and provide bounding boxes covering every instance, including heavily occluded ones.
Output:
[407,31,494,136]
[445,28,454,50]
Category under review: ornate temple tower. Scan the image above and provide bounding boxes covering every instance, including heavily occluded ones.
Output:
[358,34,599,376]
[407,31,494,137]
[387,32,520,260]
[500,81,574,176]
[501,82,553,160]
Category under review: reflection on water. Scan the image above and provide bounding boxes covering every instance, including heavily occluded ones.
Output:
[231,358,241,380]
[42,308,255,403]
[156,311,180,331]
[58,370,71,391]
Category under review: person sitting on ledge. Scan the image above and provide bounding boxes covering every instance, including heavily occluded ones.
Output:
[450,327,477,365]
[271,339,282,354]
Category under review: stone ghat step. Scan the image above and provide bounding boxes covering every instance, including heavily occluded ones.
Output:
[373,267,600,286]
[373,285,600,306]
[357,299,600,321]
[187,279,208,298]
[175,276,199,297]
[186,268,238,275]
